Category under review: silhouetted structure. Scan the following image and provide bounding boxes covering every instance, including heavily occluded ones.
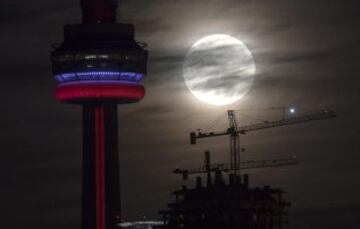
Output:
[160,109,337,229]
[159,153,290,229]
[166,110,335,228]
[50,0,147,228]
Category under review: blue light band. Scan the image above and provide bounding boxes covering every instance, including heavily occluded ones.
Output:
[55,71,144,83]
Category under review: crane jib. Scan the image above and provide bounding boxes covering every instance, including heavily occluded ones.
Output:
[190,110,336,144]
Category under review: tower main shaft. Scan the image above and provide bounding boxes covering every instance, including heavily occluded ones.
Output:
[82,105,121,228]
[51,0,148,228]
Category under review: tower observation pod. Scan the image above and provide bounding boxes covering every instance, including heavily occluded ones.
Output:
[50,0,148,228]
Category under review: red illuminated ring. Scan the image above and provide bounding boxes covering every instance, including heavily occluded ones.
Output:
[55,81,145,103]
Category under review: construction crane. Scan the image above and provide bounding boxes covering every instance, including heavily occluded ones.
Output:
[190,110,336,175]
[174,151,298,182]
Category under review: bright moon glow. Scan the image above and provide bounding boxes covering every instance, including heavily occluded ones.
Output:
[183,34,256,106]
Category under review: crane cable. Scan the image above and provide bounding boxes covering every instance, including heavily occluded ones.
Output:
[203,112,227,131]
[233,111,268,123]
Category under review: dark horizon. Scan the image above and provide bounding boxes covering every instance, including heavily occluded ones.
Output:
[1,0,360,228]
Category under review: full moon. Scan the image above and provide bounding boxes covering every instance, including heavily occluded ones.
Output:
[183,34,256,106]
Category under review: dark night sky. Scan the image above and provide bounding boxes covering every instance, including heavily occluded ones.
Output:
[1,0,360,228]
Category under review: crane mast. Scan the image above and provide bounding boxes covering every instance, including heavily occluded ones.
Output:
[228,110,241,174]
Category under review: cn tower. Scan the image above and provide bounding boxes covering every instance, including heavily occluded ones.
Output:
[50,0,148,228]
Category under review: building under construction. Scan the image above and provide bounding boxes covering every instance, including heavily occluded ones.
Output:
[158,152,290,229]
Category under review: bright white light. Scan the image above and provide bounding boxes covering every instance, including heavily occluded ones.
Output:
[99,55,109,59]
[289,108,296,114]
[85,55,97,59]
[119,221,163,228]
[183,34,256,106]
